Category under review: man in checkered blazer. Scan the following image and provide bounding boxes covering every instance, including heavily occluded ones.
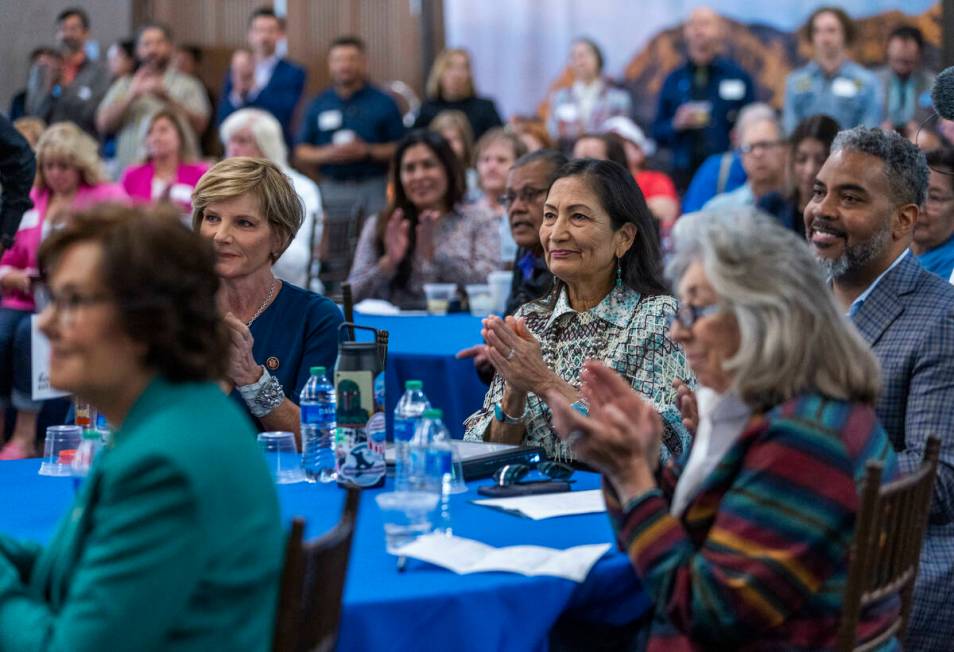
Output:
[806,126,954,651]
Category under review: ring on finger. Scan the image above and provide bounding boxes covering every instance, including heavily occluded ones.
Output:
[507,347,515,360]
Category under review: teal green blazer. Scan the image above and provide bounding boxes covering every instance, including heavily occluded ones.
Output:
[0,378,284,651]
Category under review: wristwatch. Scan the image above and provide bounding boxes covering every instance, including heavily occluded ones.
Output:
[238,367,285,418]
[494,401,528,424]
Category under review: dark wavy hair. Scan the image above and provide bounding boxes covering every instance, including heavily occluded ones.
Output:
[375,129,466,289]
[546,158,667,300]
[38,203,229,383]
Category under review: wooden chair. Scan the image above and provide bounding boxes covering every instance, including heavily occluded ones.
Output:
[273,488,361,652]
[837,436,941,651]
[318,197,365,297]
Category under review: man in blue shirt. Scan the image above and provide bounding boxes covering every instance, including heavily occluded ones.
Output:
[652,7,755,192]
[783,7,881,134]
[914,148,954,280]
[805,126,954,652]
[217,7,306,148]
[294,36,405,219]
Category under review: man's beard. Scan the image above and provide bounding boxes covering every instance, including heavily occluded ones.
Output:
[813,219,893,280]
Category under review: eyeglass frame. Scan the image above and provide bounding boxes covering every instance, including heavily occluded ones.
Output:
[669,303,721,330]
[498,185,548,208]
[738,140,785,155]
[492,460,575,487]
[36,282,113,322]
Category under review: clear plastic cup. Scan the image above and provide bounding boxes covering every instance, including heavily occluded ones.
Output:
[422,283,456,315]
[257,431,306,484]
[465,284,494,317]
[487,271,512,314]
[375,491,439,554]
[448,442,468,494]
[39,425,83,477]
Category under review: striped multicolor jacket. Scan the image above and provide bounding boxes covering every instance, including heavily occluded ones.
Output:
[605,393,900,651]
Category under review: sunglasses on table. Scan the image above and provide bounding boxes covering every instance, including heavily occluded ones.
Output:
[492,461,575,487]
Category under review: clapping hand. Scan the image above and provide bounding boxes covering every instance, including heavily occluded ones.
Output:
[381,209,410,273]
[223,312,263,388]
[673,378,698,435]
[415,209,441,261]
[481,315,551,395]
[547,361,661,499]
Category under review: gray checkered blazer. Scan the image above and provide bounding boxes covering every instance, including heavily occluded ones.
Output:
[851,253,954,651]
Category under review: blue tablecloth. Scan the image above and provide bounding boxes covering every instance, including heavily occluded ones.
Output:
[352,313,489,439]
[0,459,651,652]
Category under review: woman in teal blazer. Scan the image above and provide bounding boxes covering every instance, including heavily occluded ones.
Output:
[0,203,284,650]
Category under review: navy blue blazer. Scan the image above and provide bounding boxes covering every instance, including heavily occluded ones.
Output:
[850,251,954,652]
[218,57,307,146]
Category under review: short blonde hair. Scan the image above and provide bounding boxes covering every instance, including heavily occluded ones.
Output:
[425,48,475,100]
[473,127,527,170]
[668,208,881,410]
[141,108,198,163]
[219,108,288,169]
[191,157,302,261]
[35,122,106,190]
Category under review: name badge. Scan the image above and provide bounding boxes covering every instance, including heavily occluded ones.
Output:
[718,79,746,101]
[555,103,578,122]
[169,183,194,204]
[18,208,39,231]
[832,77,858,98]
[77,85,92,101]
[318,109,343,131]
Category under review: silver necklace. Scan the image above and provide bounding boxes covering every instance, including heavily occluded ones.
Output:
[246,278,276,327]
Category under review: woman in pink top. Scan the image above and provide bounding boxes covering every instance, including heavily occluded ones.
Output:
[0,121,127,460]
[120,109,208,216]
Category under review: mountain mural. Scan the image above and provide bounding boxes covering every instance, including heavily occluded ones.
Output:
[539,3,941,130]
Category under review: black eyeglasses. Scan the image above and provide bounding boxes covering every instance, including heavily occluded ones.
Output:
[499,186,547,207]
[37,283,112,321]
[493,461,574,487]
[668,303,720,330]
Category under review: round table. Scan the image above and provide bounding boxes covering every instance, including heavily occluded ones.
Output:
[0,459,651,652]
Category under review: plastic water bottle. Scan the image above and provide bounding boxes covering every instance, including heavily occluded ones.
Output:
[301,366,337,483]
[424,410,454,535]
[71,428,103,492]
[393,380,430,491]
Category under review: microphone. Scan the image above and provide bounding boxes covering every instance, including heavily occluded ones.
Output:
[931,66,954,121]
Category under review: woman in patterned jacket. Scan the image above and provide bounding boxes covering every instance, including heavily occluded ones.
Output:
[464,158,692,463]
[548,208,900,650]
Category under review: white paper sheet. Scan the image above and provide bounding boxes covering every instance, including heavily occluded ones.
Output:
[472,489,607,520]
[395,533,610,582]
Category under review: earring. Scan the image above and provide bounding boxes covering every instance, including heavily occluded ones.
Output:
[615,256,622,289]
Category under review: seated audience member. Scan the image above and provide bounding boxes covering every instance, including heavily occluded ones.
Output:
[758,114,839,234]
[572,132,629,168]
[601,116,679,227]
[217,7,306,147]
[220,108,324,290]
[783,7,881,134]
[0,122,126,460]
[192,158,342,436]
[912,148,954,279]
[348,130,500,309]
[652,7,755,191]
[429,109,477,197]
[13,117,46,150]
[25,8,111,138]
[806,126,954,652]
[702,111,786,211]
[547,38,632,152]
[414,48,503,141]
[0,203,283,649]
[457,149,566,381]
[96,22,211,173]
[294,35,405,219]
[473,128,527,265]
[509,115,553,153]
[877,25,935,132]
[548,208,899,650]
[679,102,776,213]
[464,159,692,463]
[120,108,207,215]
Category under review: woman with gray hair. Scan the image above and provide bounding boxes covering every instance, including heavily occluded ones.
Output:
[547,207,902,649]
[221,107,323,290]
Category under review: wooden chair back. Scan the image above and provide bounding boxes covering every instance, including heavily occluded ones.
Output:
[273,488,361,652]
[837,436,940,651]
